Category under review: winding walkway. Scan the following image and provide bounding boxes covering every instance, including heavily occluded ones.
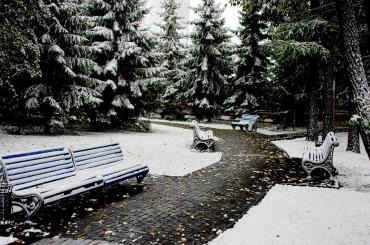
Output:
[31,123,307,244]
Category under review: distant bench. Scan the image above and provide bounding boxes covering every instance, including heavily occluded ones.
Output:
[190,120,215,150]
[231,114,259,132]
[0,143,149,218]
[302,132,339,177]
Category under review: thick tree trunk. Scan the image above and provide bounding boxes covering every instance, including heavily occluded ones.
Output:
[323,61,335,137]
[307,62,320,142]
[307,88,320,141]
[347,99,361,153]
[336,0,370,159]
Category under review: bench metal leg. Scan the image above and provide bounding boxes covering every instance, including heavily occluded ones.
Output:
[12,193,43,218]
[302,146,337,177]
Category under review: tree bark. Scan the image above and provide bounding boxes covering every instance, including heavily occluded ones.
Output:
[323,61,336,137]
[307,62,320,141]
[347,98,361,153]
[336,0,370,159]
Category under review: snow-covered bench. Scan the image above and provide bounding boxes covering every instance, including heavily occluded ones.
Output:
[0,143,149,218]
[231,114,259,132]
[71,143,149,185]
[190,120,215,150]
[302,132,339,177]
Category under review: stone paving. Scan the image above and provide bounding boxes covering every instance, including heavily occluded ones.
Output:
[10,123,324,244]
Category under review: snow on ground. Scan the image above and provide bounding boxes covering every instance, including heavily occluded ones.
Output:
[272,132,370,192]
[0,124,221,176]
[146,118,305,136]
[0,236,17,245]
[210,184,370,245]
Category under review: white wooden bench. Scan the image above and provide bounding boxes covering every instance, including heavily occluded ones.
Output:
[302,131,339,177]
[231,114,259,132]
[190,120,215,150]
[0,143,149,218]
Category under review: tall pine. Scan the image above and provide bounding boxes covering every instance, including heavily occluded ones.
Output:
[24,0,103,133]
[179,0,231,120]
[224,1,270,115]
[87,0,164,127]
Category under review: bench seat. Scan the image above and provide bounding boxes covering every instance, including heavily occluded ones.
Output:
[14,172,104,204]
[80,162,149,185]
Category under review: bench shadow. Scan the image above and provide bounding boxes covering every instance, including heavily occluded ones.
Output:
[3,181,146,243]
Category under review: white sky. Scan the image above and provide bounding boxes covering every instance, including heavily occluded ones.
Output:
[144,0,241,32]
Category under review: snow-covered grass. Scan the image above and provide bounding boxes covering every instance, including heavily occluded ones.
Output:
[145,118,306,136]
[272,132,370,192]
[0,124,221,176]
[210,184,370,245]
[0,236,17,245]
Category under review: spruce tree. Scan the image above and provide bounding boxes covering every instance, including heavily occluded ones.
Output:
[87,0,164,127]
[158,0,185,84]
[156,0,188,118]
[224,2,270,115]
[179,0,231,120]
[24,0,103,133]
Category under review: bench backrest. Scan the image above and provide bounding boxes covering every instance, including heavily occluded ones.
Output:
[241,114,259,121]
[0,147,76,191]
[321,132,339,156]
[72,143,124,171]
[190,120,205,138]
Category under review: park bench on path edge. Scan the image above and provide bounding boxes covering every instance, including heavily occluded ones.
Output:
[190,120,215,151]
[302,132,339,177]
[231,114,259,132]
[0,143,149,220]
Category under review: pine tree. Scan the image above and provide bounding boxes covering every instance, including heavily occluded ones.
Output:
[178,0,231,120]
[158,0,185,85]
[224,1,270,115]
[24,0,103,133]
[87,0,164,127]
[156,0,188,118]
[0,0,47,123]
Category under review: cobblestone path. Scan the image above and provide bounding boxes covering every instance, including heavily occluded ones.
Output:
[27,123,311,244]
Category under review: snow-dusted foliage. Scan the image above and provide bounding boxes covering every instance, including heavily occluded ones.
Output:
[87,0,165,125]
[157,0,186,101]
[224,1,270,115]
[177,0,232,120]
[23,0,104,132]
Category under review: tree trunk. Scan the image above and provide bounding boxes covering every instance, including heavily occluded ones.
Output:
[323,61,335,137]
[307,62,320,141]
[336,0,370,159]
[347,98,361,153]
[307,89,319,141]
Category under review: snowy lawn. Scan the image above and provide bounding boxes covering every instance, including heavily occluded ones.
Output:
[0,236,17,245]
[210,184,370,245]
[272,132,370,192]
[0,124,221,176]
[145,118,306,136]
